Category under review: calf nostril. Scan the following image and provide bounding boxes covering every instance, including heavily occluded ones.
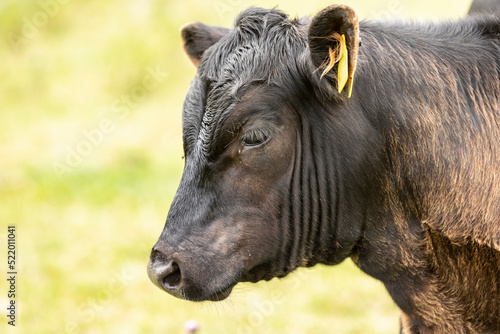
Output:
[163,262,182,288]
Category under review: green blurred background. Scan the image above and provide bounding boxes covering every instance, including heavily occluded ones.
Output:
[0,0,472,333]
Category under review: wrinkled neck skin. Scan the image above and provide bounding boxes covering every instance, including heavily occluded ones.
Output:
[285,88,415,284]
[280,98,387,274]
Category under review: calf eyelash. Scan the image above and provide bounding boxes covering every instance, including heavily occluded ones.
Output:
[241,129,270,147]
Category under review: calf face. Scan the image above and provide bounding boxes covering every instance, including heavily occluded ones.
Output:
[149,86,299,301]
[147,5,360,301]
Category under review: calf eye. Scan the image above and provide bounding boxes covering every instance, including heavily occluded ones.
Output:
[241,129,270,147]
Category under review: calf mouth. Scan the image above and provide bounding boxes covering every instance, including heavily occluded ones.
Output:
[207,284,235,301]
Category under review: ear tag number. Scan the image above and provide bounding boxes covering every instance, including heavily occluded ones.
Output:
[337,34,349,96]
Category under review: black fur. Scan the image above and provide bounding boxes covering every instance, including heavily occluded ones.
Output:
[149,7,500,333]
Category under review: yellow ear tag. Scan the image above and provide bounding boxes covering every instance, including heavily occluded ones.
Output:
[347,76,353,98]
[337,34,349,96]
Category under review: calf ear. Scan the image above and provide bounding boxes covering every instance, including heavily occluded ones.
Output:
[308,5,359,98]
[181,22,229,68]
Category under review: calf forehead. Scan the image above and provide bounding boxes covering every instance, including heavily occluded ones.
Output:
[191,8,308,156]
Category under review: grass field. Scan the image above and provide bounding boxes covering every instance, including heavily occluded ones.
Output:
[1,0,472,333]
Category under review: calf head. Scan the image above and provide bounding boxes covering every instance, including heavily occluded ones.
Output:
[148,5,360,301]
